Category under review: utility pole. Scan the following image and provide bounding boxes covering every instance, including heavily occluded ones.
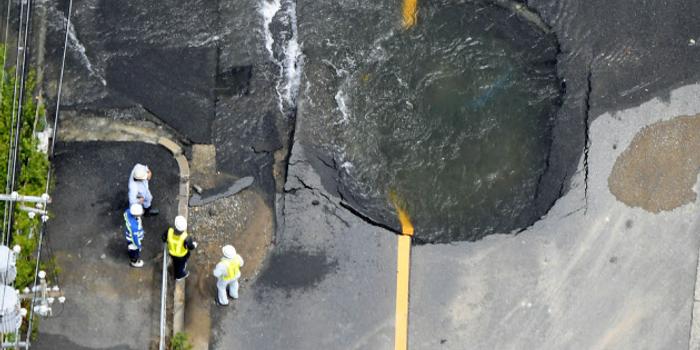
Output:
[1,192,50,227]
[19,271,65,317]
[0,268,66,349]
[0,192,61,349]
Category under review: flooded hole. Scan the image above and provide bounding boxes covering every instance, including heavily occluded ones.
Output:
[307,1,565,243]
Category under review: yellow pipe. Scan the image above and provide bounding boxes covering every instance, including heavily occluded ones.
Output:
[402,0,418,29]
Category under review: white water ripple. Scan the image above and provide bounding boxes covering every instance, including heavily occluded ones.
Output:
[66,19,106,86]
[259,0,280,57]
[334,89,350,124]
[258,0,302,116]
[282,1,302,108]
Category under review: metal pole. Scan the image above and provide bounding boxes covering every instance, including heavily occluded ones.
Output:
[0,194,49,204]
[17,206,46,216]
[159,244,167,350]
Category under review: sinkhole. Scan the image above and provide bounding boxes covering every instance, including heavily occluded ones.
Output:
[313,1,566,243]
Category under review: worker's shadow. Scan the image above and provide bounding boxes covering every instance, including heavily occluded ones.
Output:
[98,189,130,261]
[95,187,129,226]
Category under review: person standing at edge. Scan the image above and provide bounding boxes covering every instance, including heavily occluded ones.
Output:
[162,215,197,280]
[129,163,159,216]
[124,203,145,268]
[213,245,244,306]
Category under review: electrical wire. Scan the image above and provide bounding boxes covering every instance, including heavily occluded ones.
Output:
[25,0,74,343]
[0,0,14,246]
[24,220,44,345]
[5,0,34,248]
[38,0,75,296]
[1,0,26,247]
[0,0,28,306]
[0,0,31,343]
[49,0,73,160]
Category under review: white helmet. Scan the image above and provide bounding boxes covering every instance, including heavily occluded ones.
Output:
[222,245,236,259]
[133,165,148,180]
[130,203,144,216]
[174,216,187,232]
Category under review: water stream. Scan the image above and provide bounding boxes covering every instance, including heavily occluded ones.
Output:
[48,5,107,86]
[260,0,302,116]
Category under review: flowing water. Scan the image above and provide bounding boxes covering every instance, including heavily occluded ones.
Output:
[284,0,562,242]
[261,0,303,115]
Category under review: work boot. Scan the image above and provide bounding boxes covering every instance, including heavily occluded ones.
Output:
[130,259,144,268]
[144,207,159,216]
[176,271,189,281]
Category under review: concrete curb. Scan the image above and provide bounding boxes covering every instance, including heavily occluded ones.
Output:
[57,117,190,343]
[173,152,189,337]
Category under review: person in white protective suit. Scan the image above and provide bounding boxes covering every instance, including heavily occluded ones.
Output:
[213,245,244,306]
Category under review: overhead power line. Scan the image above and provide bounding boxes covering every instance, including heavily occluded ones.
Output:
[26,0,74,345]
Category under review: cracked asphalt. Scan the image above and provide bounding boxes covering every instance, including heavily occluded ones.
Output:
[36,0,700,348]
[218,81,700,349]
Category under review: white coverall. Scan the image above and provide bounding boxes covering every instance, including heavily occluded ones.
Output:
[213,254,244,305]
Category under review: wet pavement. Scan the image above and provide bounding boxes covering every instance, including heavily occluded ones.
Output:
[34,142,178,350]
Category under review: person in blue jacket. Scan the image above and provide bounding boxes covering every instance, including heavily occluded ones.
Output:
[124,203,145,267]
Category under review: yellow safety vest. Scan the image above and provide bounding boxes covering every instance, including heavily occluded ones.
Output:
[221,258,241,281]
[167,228,188,257]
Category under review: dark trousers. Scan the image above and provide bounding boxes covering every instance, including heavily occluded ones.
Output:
[172,254,189,279]
[127,244,140,263]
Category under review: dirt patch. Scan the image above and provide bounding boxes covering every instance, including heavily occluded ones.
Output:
[273,148,288,193]
[188,189,273,278]
[190,144,218,188]
[184,188,274,348]
[609,113,700,212]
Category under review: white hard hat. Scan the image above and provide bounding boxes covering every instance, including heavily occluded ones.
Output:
[222,245,236,259]
[174,216,187,232]
[130,203,144,216]
[133,165,148,180]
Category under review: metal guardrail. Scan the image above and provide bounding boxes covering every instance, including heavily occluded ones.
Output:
[159,244,168,350]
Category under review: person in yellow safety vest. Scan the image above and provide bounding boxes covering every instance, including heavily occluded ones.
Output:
[161,215,197,280]
[213,245,244,306]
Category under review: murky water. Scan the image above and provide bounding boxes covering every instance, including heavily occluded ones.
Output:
[301,1,562,242]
